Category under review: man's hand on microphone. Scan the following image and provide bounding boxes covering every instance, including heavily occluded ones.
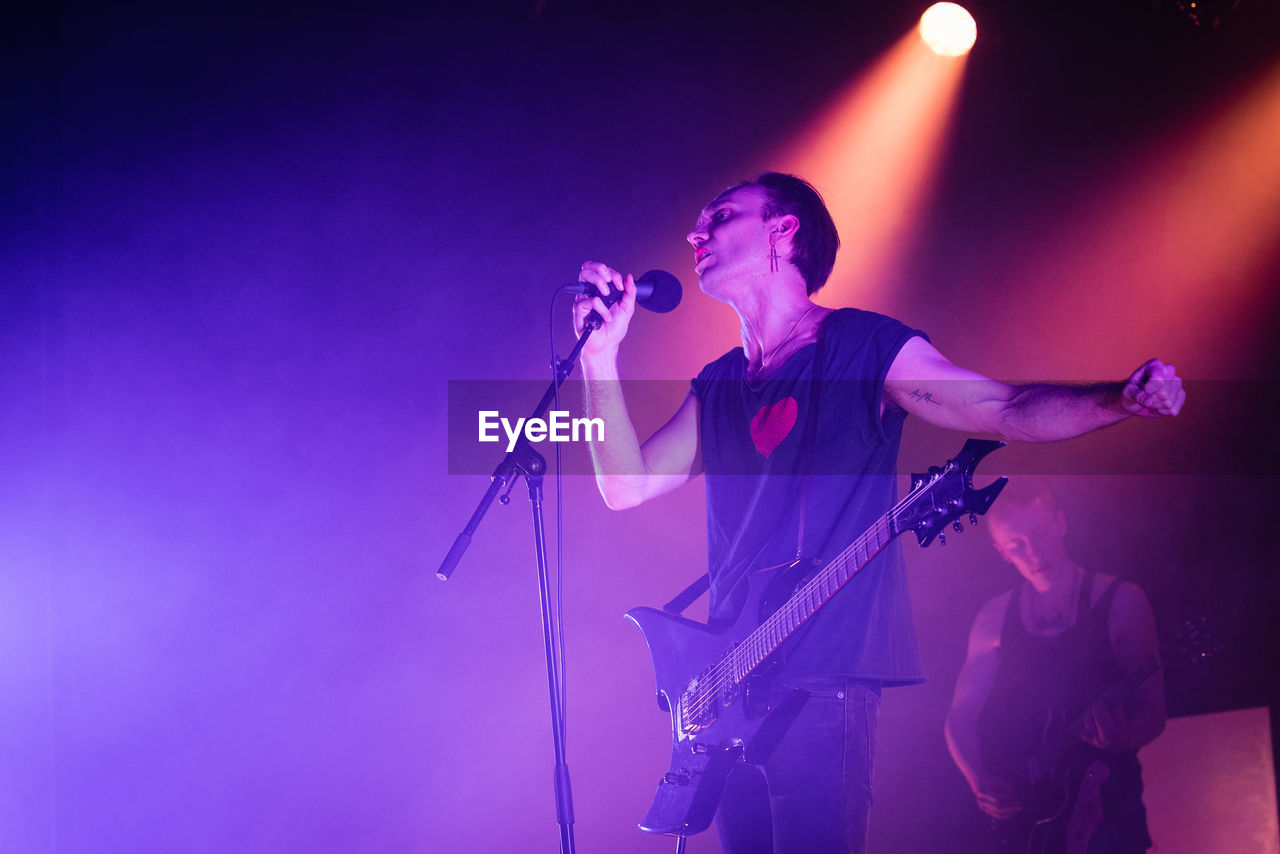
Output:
[574,261,637,359]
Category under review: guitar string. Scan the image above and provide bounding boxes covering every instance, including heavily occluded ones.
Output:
[683,517,896,721]
[682,480,940,723]
[683,522,883,722]
[689,524,899,720]
[691,468,962,722]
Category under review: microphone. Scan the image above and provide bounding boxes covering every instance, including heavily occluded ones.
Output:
[562,269,682,323]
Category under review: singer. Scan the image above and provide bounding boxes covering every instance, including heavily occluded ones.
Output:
[571,172,1184,854]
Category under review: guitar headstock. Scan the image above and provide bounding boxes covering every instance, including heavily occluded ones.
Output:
[899,438,1009,547]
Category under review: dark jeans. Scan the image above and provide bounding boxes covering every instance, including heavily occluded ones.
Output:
[715,678,880,854]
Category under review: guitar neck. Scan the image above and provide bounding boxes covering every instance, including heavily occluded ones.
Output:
[712,437,1009,688]
[726,510,900,683]
[1036,648,1163,767]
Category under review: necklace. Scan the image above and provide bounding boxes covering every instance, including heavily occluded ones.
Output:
[1028,567,1080,634]
[755,305,820,374]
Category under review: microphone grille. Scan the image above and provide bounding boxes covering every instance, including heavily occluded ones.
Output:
[638,269,682,314]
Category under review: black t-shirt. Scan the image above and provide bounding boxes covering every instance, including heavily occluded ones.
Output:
[690,307,926,683]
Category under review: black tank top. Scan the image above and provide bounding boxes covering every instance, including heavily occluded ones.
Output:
[977,574,1149,848]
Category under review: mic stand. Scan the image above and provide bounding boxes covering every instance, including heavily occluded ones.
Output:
[438,322,601,854]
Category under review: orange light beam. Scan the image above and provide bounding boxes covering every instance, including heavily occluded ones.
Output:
[773,29,970,309]
[635,23,972,377]
[986,57,1280,380]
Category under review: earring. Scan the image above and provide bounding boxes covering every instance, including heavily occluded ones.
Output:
[768,240,780,273]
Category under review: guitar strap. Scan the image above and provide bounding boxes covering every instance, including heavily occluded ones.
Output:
[663,319,828,616]
[793,316,827,559]
[662,573,710,615]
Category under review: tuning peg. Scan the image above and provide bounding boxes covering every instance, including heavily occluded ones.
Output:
[952,521,963,533]
[969,513,978,526]
[939,533,947,546]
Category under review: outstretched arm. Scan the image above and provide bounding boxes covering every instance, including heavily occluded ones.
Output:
[885,337,1185,442]
[573,261,699,510]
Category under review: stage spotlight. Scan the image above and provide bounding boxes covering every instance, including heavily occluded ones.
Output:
[919,3,977,57]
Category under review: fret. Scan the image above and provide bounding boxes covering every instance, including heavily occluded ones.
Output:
[741,509,911,681]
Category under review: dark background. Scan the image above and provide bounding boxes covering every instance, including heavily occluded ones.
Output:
[3,1,1278,851]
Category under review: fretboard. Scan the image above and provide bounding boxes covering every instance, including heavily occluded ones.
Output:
[727,511,900,683]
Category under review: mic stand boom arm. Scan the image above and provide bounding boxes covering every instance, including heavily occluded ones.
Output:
[436,319,592,582]
[436,320,602,854]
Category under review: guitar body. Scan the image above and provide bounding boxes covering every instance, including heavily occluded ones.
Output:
[624,438,1010,838]
[1065,761,1111,854]
[625,564,809,836]
[990,747,1109,854]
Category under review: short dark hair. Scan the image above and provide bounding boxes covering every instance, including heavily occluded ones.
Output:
[735,172,840,295]
[985,476,1062,527]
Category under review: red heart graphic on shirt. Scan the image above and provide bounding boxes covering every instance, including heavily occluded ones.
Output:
[749,397,798,458]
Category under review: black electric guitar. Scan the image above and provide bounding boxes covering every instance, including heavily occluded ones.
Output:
[991,615,1219,854]
[626,438,1008,837]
